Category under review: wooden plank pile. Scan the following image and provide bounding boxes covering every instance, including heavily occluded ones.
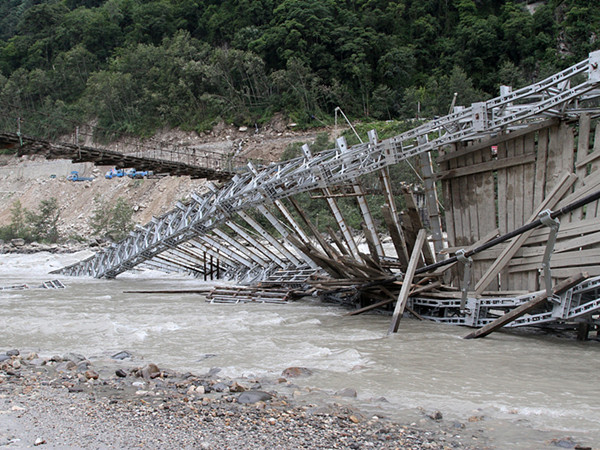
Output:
[206,286,291,304]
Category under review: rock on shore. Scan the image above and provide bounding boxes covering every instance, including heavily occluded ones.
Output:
[0,349,487,449]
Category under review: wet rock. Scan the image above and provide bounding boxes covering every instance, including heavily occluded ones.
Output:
[237,391,273,404]
[212,382,228,393]
[428,411,443,421]
[111,351,132,360]
[115,369,127,378]
[76,361,91,372]
[335,388,357,398]
[55,361,76,372]
[207,367,221,377]
[229,382,247,393]
[11,239,25,247]
[63,353,86,364]
[187,385,205,395]
[140,363,160,380]
[84,370,99,380]
[6,349,19,357]
[0,355,9,363]
[281,367,313,378]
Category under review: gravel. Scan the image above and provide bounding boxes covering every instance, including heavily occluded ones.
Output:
[0,350,489,449]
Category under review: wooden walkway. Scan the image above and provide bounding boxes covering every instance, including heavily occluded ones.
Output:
[0,132,234,181]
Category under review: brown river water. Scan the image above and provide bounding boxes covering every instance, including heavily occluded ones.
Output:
[1,252,599,449]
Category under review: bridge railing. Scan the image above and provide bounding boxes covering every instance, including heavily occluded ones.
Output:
[0,102,254,173]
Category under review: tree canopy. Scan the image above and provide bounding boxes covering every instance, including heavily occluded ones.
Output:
[0,0,598,138]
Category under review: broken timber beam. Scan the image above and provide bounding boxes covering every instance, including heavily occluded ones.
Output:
[464,273,587,339]
[388,229,427,334]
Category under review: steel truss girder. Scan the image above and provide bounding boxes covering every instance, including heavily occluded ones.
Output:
[411,276,600,329]
[54,51,600,280]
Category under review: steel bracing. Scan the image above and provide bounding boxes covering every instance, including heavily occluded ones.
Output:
[410,275,600,329]
[56,51,600,289]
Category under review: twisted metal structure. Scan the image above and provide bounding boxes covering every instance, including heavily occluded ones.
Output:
[55,51,600,283]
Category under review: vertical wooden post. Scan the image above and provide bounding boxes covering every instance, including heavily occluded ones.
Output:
[388,229,426,334]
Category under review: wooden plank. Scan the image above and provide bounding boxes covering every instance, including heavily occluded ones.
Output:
[589,123,600,217]
[525,216,600,244]
[439,146,456,285]
[288,196,340,260]
[545,124,562,193]
[513,136,526,290]
[575,148,600,170]
[436,119,558,163]
[430,230,498,277]
[537,266,600,278]
[381,203,409,269]
[495,141,509,289]
[401,185,435,264]
[508,249,600,272]
[522,132,537,291]
[327,226,350,256]
[388,229,426,334]
[474,172,577,294]
[496,142,508,235]
[576,113,591,169]
[464,273,587,339]
[434,153,536,181]
[440,146,456,248]
[533,127,549,216]
[504,139,517,290]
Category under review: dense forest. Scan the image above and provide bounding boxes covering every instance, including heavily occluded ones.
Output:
[0,0,599,139]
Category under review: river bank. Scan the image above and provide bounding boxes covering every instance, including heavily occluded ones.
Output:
[0,349,489,449]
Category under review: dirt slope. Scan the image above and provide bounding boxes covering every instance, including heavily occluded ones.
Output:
[0,123,333,240]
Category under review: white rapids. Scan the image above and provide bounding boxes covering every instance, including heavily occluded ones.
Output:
[1,252,599,448]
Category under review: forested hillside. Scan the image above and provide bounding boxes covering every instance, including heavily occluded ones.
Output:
[0,0,598,139]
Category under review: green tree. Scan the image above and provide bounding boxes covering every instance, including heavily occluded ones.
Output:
[91,196,134,241]
[25,197,60,243]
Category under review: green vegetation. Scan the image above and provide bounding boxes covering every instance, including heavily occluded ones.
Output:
[0,0,598,139]
[90,196,134,241]
[0,198,61,243]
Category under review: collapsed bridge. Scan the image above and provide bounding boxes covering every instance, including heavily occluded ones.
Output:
[54,51,600,338]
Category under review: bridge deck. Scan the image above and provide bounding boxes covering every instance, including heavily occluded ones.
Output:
[0,132,234,181]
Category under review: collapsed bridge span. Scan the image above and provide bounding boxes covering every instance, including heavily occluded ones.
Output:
[55,51,600,337]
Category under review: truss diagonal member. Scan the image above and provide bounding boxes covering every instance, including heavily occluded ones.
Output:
[335,136,385,259]
[211,229,268,267]
[237,210,302,267]
[224,220,286,268]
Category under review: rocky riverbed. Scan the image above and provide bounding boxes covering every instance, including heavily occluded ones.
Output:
[0,349,494,449]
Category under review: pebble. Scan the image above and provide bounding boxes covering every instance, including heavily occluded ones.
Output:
[111,351,132,360]
[335,388,357,398]
[0,348,506,450]
[281,367,312,378]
